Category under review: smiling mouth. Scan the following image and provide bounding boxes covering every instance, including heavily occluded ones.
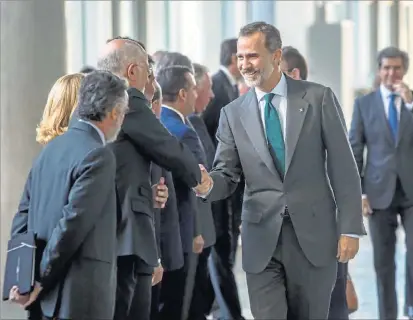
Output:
[243,71,257,77]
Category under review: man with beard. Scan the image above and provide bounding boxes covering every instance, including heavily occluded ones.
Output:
[197,21,365,319]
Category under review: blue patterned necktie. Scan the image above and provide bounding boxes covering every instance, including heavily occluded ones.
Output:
[264,93,285,175]
[388,93,398,142]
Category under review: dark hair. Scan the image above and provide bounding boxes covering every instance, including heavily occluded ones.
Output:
[76,70,128,121]
[220,38,238,66]
[377,46,409,71]
[80,66,96,74]
[156,65,193,103]
[152,50,168,63]
[193,63,209,85]
[282,46,308,80]
[239,21,282,52]
[155,52,194,75]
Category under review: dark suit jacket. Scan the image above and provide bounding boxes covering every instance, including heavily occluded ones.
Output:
[349,89,413,209]
[202,69,238,146]
[111,88,201,269]
[11,120,117,320]
[151,164,184,271]
[188,113,217,247]
[160,106,206,253]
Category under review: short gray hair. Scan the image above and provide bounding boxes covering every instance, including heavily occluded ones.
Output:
[193,63,209,85]
[239,21,282,52]
[76,70,128,121]
[97,40,146,76]
[377,46,409,72]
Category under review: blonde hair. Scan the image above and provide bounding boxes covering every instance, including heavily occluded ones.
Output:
[36,73,85,145]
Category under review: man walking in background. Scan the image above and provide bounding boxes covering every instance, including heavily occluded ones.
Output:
[349,46,413,320]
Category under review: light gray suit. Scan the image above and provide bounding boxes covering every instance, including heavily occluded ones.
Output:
[206,75,365,319]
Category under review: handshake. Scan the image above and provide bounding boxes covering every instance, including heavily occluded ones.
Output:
[193,164,213,197]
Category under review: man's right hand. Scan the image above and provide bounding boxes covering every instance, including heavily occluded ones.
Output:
[194,165,212,196]
[362,196,373,216]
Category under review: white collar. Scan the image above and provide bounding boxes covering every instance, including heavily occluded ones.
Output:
[255,73,288,102]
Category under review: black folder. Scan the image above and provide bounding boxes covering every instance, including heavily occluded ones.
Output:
[2,231,36,301]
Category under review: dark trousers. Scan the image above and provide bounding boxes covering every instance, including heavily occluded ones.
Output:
[150,283,161,320]
[188,247,215,320]
[328,262,349,319]
[114,256,152,320]
[210,208,243,319]
[369,181,413,319]
[158,260,188,320]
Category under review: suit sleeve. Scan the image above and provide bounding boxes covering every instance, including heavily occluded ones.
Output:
[181,130,204,237]
[39,147,116,291]
[123,97,201,187]
[10,170,32,236]
[321,87,366,236]
[348,98,366,192]
[208,108,242,202]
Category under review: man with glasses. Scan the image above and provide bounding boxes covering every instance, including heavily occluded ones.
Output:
[97,38,210,320]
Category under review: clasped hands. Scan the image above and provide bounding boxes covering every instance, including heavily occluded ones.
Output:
[194,165,213,196]
[9,282,42,309]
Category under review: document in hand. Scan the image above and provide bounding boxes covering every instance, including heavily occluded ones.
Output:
[2,231,36,301]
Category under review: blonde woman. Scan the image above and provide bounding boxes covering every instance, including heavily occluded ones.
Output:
[36,73,85,145]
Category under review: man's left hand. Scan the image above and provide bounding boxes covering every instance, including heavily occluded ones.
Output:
[153,177,168,209]
[394,81,413,104]
[337,235,359,263]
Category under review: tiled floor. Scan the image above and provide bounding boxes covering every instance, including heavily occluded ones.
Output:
[1,217,409,319]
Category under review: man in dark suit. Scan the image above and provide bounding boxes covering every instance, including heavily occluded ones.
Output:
[281,45,349,320]
[349,46,413,320]
[97,38,208,320]
[147,80,185,320]
[202,38,245,320]
[156,65,208,320]
[10,71,129,320]
[187,63,217,319]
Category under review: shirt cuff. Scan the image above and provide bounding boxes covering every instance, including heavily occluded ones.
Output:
[362,194,367,200]
[405,102,413,110]
[342,234,360,238]
[193,179,214,198]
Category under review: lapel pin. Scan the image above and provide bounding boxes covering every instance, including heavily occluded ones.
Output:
[299,108,304,112]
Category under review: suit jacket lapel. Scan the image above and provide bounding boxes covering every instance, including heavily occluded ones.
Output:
[398,101,411,146]
[240,90,280,178]
[285,77,309,173]
[373,90,394,145]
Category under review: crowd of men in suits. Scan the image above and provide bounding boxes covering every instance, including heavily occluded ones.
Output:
[6,20,413,320]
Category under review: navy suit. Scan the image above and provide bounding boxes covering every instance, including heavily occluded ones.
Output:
[349,89,413,319]
[158,106,205,320]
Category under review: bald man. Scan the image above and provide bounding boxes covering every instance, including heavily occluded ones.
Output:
[97,38,209,320]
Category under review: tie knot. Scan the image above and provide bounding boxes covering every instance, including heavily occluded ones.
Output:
[264,93,275,103]
[389,93,397,101]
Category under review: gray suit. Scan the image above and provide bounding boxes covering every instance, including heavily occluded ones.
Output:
[207,76,365,319]
[11,120,117,320]
[349,89,413,319]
